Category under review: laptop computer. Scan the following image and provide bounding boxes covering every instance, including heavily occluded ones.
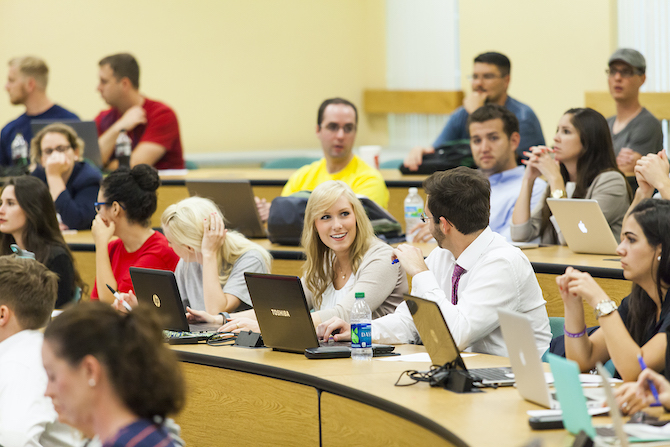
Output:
[129,267,220,343]
[546,198,619,255]
[186,179,266,238]
[548,354,634,444]
[244,272,394,355]
[498,308,603,409]
[31,120,103,168]
[403,294,514,387]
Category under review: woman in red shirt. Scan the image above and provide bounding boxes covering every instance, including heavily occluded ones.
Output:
[91,164,178,302]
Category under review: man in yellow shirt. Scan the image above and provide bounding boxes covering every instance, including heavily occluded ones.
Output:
[256,98,389,219]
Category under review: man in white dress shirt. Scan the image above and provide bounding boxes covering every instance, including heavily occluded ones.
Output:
[318,167,551,356]
[0,256,77,446]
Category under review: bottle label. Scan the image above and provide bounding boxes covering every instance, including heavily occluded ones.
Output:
[404,205,423,219]
[351,322,372,348]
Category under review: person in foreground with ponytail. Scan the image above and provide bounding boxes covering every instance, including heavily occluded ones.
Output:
[90,164,179,303]
[42,301,185,446]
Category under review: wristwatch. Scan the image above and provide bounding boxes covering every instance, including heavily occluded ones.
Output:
[594,300,618,320]
[551,189,567,199]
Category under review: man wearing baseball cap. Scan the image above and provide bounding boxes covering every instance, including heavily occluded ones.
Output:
[607,48,662,173]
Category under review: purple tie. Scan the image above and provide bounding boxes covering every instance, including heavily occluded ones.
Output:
[451,264,466,305]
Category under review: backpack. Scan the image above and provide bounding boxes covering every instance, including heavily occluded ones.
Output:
[267,192,402,246]
[399,139,475,175]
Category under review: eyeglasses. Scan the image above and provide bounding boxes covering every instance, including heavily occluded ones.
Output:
[94,201,126,212]
[467,73,504,81]
[606,67,643,78]
[420,212,433,223]
[322,123,356,134]
[42,145,72,157]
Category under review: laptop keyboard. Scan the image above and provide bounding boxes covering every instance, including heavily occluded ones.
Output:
[469,367,514,383]
[163,330,217,340]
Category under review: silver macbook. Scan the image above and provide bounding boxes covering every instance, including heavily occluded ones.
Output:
[31,120,102,168]
[498,308,603,409]
[186,179,266,238]
[403,294,515,387]
[547,198,619,255]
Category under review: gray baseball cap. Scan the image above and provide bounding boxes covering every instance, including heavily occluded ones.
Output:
[608,48,646,73]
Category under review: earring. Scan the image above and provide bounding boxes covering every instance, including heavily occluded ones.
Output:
[658,256,662,261]
[88,378,96,387]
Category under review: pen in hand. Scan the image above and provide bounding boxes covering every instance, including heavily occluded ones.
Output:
[106,284,133,312]
[637,354,661,407]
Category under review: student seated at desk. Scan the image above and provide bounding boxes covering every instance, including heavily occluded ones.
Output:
[511,108,631,244]
[30,123,102,230]
[556,199,670,382]
[0,176,85,307]
[43,302,185,446]
[91,164,179,303]
[203,180,407,332]
[317,168,551,357]
[114,197,271,314]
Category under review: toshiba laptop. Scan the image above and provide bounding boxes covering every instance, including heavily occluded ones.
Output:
[129,267,220,342]
[244,272,394,355]
[403,294,514,387]
[546,198,619,255]
[186,179,266,238]
[498,308,603,409]
[31,120,103,168]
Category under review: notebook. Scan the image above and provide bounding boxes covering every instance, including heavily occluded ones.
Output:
[546,198,619,255]
[498,308,603,409]
[31,120,103,168]
[547,354,630,444]
[244,272,394,355]
[403,294,514,387]
[129,267,220,343]
[186,179,266,238]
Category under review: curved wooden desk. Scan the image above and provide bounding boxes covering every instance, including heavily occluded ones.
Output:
[170,344,571,446]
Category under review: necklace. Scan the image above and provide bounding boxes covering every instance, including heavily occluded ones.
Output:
[336,260,348,280]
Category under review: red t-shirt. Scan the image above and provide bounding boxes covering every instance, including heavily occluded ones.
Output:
[90,231,180,299]
[95,97,185,170]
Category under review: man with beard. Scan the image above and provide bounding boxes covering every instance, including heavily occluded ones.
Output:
[403,52,544,170]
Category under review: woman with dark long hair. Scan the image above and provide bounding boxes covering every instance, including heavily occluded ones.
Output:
[556,199,670,381]
[511,107,631,243]
[0,175,85,307]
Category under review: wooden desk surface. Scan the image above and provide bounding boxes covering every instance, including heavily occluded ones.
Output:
[171,343,587,447]
[160,168,428,187]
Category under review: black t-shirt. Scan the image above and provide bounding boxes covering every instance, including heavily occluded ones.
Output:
[618,290,670,346]
[44,245,75,308]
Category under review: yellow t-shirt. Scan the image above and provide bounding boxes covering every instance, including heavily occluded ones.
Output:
[281,156,389,208]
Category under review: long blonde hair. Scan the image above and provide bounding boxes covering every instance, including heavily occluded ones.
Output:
[301,181,376,308]
[161,197,272,284]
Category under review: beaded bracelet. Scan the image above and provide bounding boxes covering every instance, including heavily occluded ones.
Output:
[564,325,587,338]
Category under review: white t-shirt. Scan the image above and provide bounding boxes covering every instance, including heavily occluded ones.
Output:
[316,275,355,311]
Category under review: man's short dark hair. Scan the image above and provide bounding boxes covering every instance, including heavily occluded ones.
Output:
[467,104,519,139]
[423,167,490,235]
[317,98,358,127]
[0,255,57,330]
[99,53,140,89]
[474,52,511,77]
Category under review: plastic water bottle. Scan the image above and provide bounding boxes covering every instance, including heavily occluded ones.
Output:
[11,133,28,167]
[404,187,424,242]
[115,130,132,168]
[350,292,372,361]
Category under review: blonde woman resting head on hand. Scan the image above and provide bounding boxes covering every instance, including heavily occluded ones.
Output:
[157,196,272,318]
[557,199,670,382]
[218,180,408,334]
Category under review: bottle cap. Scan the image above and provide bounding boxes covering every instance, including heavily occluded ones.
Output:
[355,292,365,299]
[409,187,418,194]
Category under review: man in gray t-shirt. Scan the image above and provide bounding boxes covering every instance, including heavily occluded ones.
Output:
[606,48,663,173]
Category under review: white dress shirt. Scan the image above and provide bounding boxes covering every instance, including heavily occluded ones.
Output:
[372,227,551,357]
[0,330,79,447]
